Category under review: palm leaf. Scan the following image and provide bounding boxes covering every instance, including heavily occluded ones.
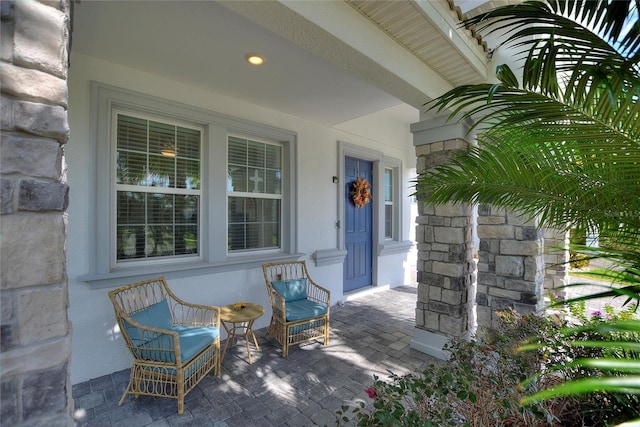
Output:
[520,376,640,404]
[416,140,640,232]
[418,1,640,422]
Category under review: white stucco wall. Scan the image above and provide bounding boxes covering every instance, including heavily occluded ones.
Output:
[66,52,418,383]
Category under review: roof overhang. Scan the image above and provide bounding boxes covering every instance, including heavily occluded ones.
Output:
[71,1,494,126]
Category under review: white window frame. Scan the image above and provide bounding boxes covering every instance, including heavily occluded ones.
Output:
[383,167,395,240]
[377,157,407,256]
[111,110,204,267]
[227,134,284,254]
[84,82,299,286]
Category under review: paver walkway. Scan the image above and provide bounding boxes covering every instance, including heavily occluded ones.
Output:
[72,274,634,427]
[566,274,630,315]
[72,283,439,427]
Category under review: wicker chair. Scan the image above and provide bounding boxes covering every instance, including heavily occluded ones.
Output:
[108,277,220,414]
[262,261,330,357]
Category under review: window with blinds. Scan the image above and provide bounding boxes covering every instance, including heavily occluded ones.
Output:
[384,167,394,239]
[115,112,202,261]
[227,136,282,252]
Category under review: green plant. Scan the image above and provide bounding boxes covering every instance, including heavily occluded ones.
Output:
[569,229,590,269]
[414,0,640,422]
[337,305,640,426]
[521,296,640,424]
[569,253,590,269]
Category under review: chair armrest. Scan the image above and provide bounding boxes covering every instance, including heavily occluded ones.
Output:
[171,301,220,328]
[269,286,286,320]
[307,279,330,306]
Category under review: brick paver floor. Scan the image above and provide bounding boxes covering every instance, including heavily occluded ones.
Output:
[72,274,634,427]
[72,283,439,427]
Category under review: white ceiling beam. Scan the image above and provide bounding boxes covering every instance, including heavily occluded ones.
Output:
[414,0,488,79]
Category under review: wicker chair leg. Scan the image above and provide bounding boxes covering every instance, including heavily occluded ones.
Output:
[117,388,129,406]
[324,322,329,345]
[264,318,276,340]
[118,371,136,406]
[215,352,221,376]
[281,325,289,357]
[177,370,185,415]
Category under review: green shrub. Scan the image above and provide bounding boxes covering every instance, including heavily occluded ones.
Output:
[336,306,639,426]
[569,229,590,269]
[569,252,590,269]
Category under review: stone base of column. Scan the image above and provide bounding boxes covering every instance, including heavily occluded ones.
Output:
[410,328,450,360]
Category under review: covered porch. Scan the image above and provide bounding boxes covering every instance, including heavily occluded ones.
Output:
[72,282,436,426]
[1,1,551,425]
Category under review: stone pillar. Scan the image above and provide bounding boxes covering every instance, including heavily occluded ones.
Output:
[1,1,73,426]
[543,227,569,301]
[410,118,475,359]
[476,205,545,326]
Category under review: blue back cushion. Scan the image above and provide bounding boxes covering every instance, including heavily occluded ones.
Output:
[126,299,173,344]
[271,279,308,302]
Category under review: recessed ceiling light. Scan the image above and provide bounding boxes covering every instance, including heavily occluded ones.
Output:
[246,54,265,66]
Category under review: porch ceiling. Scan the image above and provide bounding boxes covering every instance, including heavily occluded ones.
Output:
[70,1,495,127]
[345,0,490,87]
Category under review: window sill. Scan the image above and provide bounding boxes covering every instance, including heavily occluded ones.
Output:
[80,253,305,288]
[378,240,413,256]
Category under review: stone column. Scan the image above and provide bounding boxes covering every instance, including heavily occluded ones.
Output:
[476,205,545,326]
[410,118,475,359]
[1,1,73,426]
[543,227,569,301]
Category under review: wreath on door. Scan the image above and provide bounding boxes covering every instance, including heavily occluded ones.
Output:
[350,177,371,208]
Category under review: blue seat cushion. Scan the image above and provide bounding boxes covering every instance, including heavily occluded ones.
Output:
[125,299,173,345]
[139,325,220,364]
[171,325,220,362]
[271,279,308,302]
[285,299,328,321]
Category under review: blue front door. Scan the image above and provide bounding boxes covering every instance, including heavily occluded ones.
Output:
[344,157,373,292]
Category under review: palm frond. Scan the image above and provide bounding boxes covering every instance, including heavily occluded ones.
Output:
[415,140,640,231]
[452,1,640,129]
[463,1,639,61]
[521,376,640,404]
[419,2,640,421]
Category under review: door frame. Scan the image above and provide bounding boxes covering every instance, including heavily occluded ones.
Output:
[337,141,384,288]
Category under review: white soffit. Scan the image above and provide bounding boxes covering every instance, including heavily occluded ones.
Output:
[457,0,522,18]
[345,0,490,87]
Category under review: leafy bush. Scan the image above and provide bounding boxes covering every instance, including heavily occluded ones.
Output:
[569,252,590,269]
[336,305,639,426]
[569,230,590,269]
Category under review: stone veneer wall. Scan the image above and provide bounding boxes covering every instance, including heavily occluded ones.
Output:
[475,204,545,326]
[411,117,563,357]
[543,227,569,301]
[0,1,73,426]
[414,138,475,349]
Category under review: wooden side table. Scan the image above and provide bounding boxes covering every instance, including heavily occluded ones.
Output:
[220,302,265,364]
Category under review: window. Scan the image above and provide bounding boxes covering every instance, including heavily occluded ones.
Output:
[384,168,394,239]
[227,136,282,252]
[87,83,299,283]
[114,112,202,263]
